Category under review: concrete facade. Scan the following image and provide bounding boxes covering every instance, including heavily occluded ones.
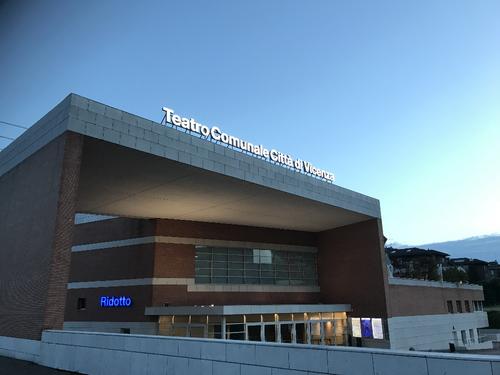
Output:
[388,312,491,351]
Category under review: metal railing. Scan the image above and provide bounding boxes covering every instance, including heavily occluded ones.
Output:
[478,334,497,343]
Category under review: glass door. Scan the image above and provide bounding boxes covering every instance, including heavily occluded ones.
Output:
[295,323,306,344]
[264,324,277,342]
[279,323,293,343]
[309,321,322,344]
[246,324,262,342]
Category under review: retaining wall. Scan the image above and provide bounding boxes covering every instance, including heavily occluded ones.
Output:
[3,330,499,375]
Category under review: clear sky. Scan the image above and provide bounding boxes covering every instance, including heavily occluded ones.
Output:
[0,0,499,245]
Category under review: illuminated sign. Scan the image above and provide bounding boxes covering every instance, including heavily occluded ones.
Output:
[162,107,335,182]
[100,296,132,307]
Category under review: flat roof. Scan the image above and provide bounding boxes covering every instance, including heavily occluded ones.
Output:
[145,304,352,316]
[0,94,381,231]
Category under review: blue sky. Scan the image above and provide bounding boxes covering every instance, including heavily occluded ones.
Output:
[0,0,499,244]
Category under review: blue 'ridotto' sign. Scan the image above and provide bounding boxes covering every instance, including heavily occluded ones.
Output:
[100,296,132,307]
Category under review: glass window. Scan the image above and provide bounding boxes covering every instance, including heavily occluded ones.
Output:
[254,249,272,264]
[456,300,463,313]
[469,329,475,343]
[245,314,262,323]
[280,323,293,343]
[247,325,261,341]
[213,276,227,284]
[295,323,306,344]
[195,246,318,286]
[264,324,276,342]
[461,330,467,345]
[227,324,245,340]
[77,298,86,310]
[447,300,454,313]
[465,300,470,313]
[195,276,210,283]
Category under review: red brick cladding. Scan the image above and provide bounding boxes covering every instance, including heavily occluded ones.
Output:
[67,219,321,321]
[72,217,316,247]
[155,219,317,246]
[69,244,156,282]
[0,132,83,339]
[388,285,485,317]
[73,217,156,245]
[152,286,320,307]
[317,219,390,318]
[154,244,195,278]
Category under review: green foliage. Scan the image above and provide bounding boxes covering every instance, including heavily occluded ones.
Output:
[488,311,500,329]
[407,258,441,280]
[443,267,469,283]
[427,264,441,281]
[483,278,500,306]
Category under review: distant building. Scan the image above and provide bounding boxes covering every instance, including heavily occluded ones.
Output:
[451,258,490,283]
[488,261,500,279]
[386,247,448,281]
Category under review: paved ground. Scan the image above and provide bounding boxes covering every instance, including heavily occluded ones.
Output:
[0,356,77,374]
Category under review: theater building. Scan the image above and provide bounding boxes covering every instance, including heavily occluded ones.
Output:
[0,94,490,351]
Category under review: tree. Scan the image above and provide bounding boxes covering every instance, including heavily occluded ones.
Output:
[443,267,469,283]
[483,278,500,306]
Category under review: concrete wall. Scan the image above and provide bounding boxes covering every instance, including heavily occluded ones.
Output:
[388,312,490,351]
[63,321,158,335]
[4,330,500,375]
[0,336,40,363]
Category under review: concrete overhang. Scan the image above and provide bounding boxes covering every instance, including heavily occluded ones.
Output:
[0,94,381,232]
[145,304,352,316]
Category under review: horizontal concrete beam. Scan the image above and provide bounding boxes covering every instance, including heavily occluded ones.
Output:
[388,277,483,290]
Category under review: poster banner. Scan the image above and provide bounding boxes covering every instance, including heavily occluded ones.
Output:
[371,318,384,339]
[361,318,373,338]
[351,318,362,338]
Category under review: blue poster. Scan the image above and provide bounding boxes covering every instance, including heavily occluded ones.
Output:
[361,318,373,338]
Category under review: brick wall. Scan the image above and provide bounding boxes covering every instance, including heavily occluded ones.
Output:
[318,219,390,318]
[154,288,321,306]
[69,244,156,282]
[0,132,83,339]
[73,217,156,245]
[388,284,484,316]
[153,243,195,278]
[155,218,317,246]
[66,219,322,322]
